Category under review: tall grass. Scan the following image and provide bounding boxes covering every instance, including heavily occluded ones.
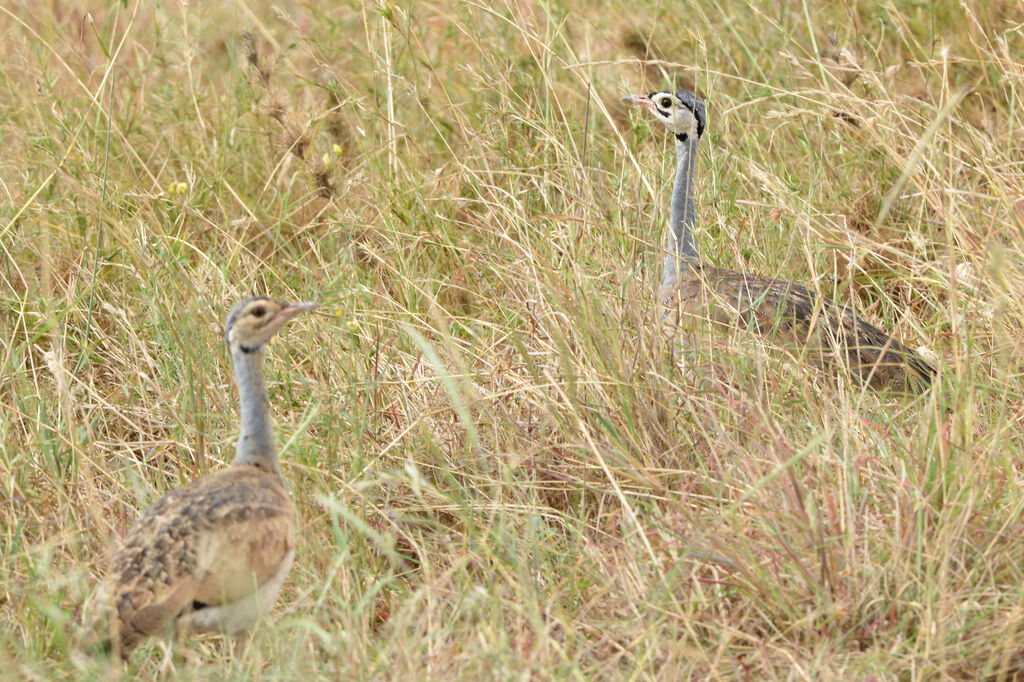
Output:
[1,0,1022,678]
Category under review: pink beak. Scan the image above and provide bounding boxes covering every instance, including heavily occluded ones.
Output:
[621,94,657,114]
[273,301,319,324]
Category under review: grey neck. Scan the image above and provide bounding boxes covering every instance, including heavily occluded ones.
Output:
[661,135,701,291]
[230,345,280,477]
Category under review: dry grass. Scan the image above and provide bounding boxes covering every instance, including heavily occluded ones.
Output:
[1,0,1023,678]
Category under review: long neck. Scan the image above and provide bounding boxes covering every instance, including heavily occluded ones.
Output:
[230,346,280,477]
[662,135,701,291]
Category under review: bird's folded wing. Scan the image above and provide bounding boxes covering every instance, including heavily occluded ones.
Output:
[99,494,294,651]
[119,577,198,649]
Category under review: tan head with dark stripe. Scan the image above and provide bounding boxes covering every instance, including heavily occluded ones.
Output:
[225,297,319,354]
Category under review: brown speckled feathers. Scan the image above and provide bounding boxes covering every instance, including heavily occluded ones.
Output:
[664,266,935,391]
[86,297,316,659]
[96,466,295,656]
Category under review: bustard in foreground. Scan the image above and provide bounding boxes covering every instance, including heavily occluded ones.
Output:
[622,88,935,391]
[88,297,317,658]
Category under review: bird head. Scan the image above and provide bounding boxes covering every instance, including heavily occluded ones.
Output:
[225,297,318,354]
[621,88,706,143]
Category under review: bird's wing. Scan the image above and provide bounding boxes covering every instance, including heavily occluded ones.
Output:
[113,576,199,654]
[98,467,295,655]
[667,267,935,390]
[725,273,935,386]
[670,268,828,339]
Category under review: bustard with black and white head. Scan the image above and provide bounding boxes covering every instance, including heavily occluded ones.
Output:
[88,296,317,658]
[622,88,936,391]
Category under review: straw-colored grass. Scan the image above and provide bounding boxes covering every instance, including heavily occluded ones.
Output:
[2,1,1022,678]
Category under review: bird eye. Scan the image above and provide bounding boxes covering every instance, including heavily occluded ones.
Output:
[659,96,673,109]
[251,306,266,318]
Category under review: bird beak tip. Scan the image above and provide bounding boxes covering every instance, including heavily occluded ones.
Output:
[279,301,319,319]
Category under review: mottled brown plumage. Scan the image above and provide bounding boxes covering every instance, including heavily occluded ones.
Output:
[99,468,295,655]
[663,266,935,391]
[623,89,936,391]
[86,297,317,659]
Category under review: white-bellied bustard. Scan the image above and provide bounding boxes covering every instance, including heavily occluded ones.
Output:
[622,88,935,391]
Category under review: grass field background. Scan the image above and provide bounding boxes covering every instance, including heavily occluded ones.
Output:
[2,0,1023,678]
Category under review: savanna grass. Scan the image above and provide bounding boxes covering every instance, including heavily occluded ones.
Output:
[1,0,1022,678]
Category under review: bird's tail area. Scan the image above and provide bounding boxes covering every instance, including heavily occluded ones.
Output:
[841,313,938,393]
[890,346,938,393]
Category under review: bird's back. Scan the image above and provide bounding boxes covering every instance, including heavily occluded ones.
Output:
[665,266,935,391]
[92,465,296,656]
